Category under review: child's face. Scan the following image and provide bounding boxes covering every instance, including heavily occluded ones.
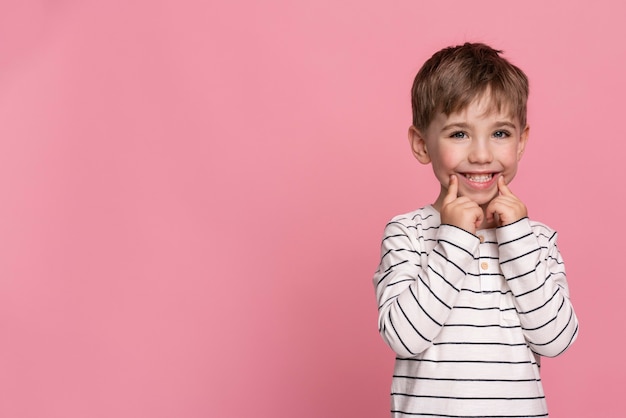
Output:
[410,95,529,211]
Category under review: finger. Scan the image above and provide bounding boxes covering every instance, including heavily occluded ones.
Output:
[485,199,496,223]
[443,175,458,205]
[497,175,514,196]
[485,212,493,224]
[474,207,484,230]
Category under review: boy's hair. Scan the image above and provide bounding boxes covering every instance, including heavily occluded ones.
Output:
[411,43,529,132]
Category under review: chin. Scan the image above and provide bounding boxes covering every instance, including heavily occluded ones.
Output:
[466,191,498,206]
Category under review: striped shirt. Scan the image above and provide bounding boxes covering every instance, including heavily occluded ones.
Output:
[373,205,578,417]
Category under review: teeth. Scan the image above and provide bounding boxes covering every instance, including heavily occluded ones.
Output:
[465,173,493,183]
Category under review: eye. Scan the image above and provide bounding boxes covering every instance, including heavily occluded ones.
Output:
[493,130,511,139]
[450,131,468,139]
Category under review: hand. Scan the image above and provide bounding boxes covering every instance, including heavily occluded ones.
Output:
[440,175,484,234]
[485,176,528,226]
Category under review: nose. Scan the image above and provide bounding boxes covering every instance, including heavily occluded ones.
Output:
[468,139,493,164]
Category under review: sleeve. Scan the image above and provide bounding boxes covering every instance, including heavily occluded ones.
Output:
[496,218,579,357]
[373,219,479,358]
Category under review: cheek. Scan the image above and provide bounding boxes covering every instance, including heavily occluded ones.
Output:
[500,149,521,180]
[498,145,521,165]
[502,154,517,166]
[432,146,462,171]
[430,151,463,186]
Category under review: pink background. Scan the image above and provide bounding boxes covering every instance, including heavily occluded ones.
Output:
[0,1,623,417]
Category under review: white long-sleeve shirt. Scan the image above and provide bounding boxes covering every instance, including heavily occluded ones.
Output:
[373,206,578,417]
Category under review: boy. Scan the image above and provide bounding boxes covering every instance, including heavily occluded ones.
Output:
[373,43,578,417]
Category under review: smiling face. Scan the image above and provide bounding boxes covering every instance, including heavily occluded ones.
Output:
[409,94,529,211]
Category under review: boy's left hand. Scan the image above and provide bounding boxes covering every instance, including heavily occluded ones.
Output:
[485,176,528,226]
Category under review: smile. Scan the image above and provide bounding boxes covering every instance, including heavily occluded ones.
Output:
[464,173,494,183]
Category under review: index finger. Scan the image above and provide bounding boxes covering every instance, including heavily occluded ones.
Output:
[443,174,458,205]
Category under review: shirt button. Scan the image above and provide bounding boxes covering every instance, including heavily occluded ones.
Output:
[478,235,485,243]
[480,262,489,270]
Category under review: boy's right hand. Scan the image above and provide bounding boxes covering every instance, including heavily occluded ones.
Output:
[440,175,483,235]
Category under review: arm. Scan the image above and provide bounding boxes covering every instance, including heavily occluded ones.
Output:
[487,177,578,357]
[373,217,479,358]
[497,218,579,357]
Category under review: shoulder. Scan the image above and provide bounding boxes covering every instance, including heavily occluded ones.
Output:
[385,206,440,231]
[380,206,441,244]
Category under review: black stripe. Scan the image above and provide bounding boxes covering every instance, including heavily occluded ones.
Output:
[391,392,544,401]
[382,233,411,243]
[547,255,564,265]
[518,289,560,315]
[390,411,547,418]
[432,248,466,276]
[460,288,512,296]
[417,274,452,310]
[529,308,574,346]
[375,270,393,287]
[506,260,541,281]
[398,300,431,343]
[427,263,461,292]
[393,374,540,383]
[387,278,415,287]
[411,213,434,221]
[387,221,418,230]
[522,297,565,331]
[453,305,511,312]
[554,324,578,356]
[445,323,521,329]
[516,274,550,297]
[433,341,527,347]
[410,284,443,326]
[389,311,415,355]
[438,238,477,258]
[498,231,533,247]
[479,255,500,260]
[384,259,410,273]
[466,272,504,278]
[500,247,540,264]
[381,247,420,261]
[397,358,537,365]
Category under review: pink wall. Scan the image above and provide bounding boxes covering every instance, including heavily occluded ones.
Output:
[0,1,623,417]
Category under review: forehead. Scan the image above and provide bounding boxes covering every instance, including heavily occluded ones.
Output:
[443,93,519,126]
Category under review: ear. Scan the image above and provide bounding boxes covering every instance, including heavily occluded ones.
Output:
[408,125,431,164]
[517,125,529,161]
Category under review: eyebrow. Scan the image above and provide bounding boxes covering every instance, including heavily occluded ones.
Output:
[492,121,518,129]
[441,121,518,131]
[441,122,471,131]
